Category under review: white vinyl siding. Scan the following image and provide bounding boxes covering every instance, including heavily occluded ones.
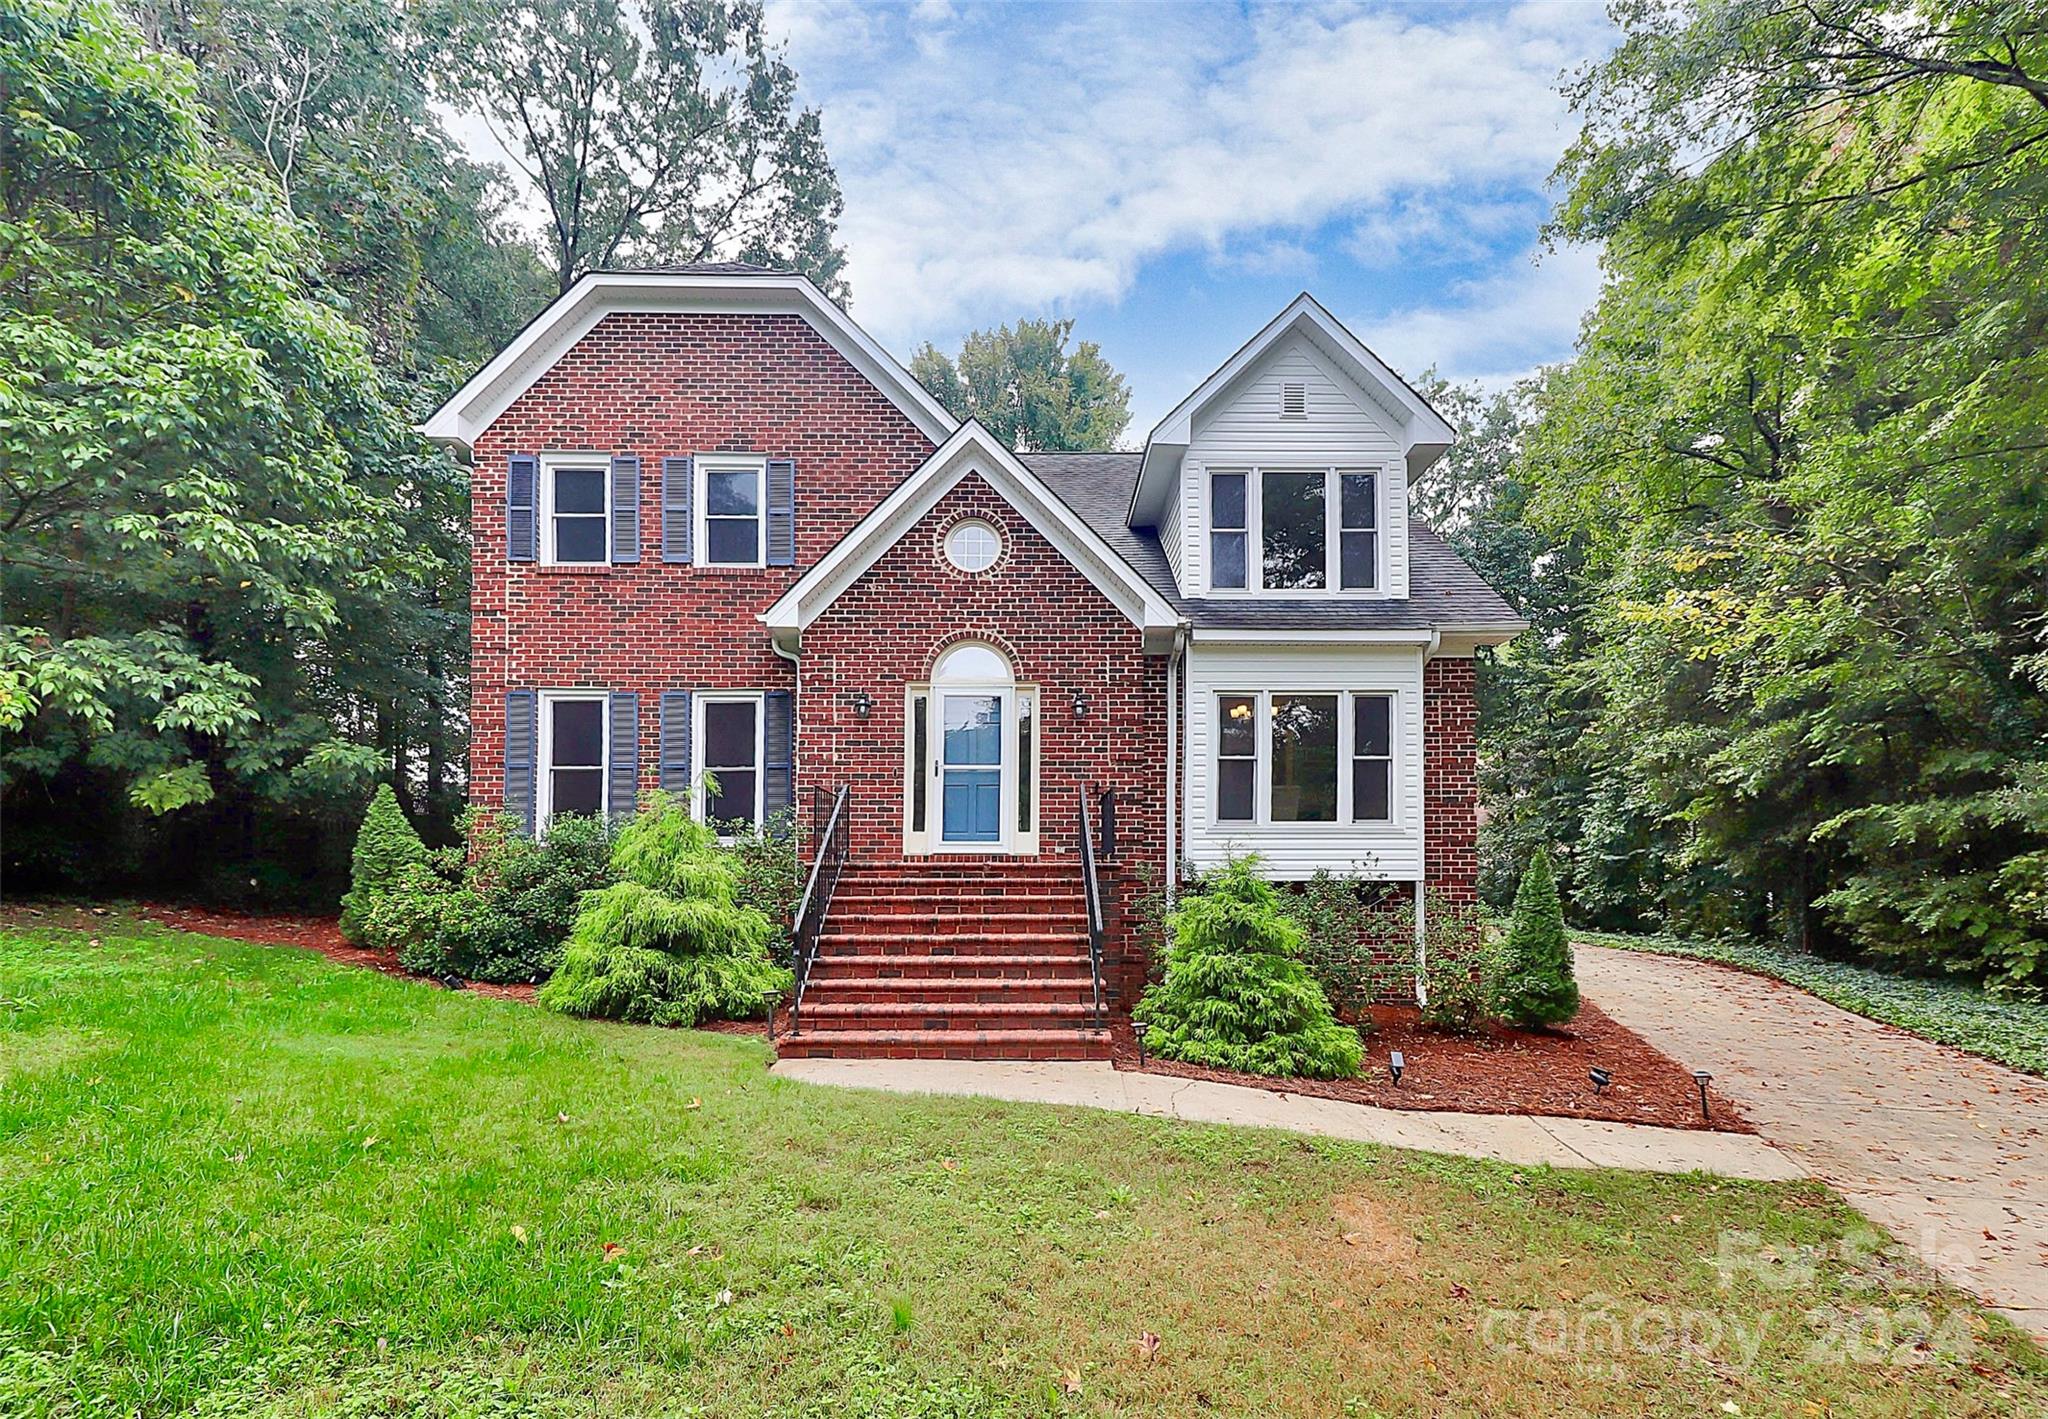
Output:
[1182,334,1410,599]
[1182,641,1425,879]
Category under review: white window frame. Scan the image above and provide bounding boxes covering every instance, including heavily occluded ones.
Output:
[901,658,1042,858]
[1209,689,1399,830]
[1202,464,1385,597]
[540,452,611,566]
[944,518,1002,573]
[694,691,767,836]
[695,455,767,569]
[537,690,609,826]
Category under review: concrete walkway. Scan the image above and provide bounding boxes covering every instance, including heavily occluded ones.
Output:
[1578,943,2048,1341]
[769,1056,1805,1181]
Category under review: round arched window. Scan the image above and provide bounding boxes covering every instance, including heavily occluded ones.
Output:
[933,641,1010,683]
[944,519,1001,573]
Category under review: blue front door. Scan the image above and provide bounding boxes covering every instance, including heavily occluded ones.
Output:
[940,692,1002,844]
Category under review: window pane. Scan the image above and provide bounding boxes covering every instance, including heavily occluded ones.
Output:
[1017,695,1034,833]
[1261,471,1326,589]
[1211,531,1246,589]
[1354,695,1391,757]
[551,699,603,767]
[1217,759,1255,822]
[553,467,605,514]
[707,517,758,564]
[555,514,606,563]
[1270,693,1338,822]
[1353,760,1391,822]
[1217,695,1256,755]
[708,770,757,826]
[943,694,1001,766]
[910,694,928,832]
[1340,472,1377,529]
[551,767,603,817]
[1340,530,1376,589]
[704,700,757,767]
[1210,472,1246,528]
[706,467,759,516]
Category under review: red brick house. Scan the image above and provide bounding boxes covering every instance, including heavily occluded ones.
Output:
[424,264,1523,1059]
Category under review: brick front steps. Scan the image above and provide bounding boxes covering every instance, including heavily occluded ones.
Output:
[774,860,1111,1061]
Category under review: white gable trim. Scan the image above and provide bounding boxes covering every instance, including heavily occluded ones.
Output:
[419,271,958,453]
[1131,292,1455,525]
[761,421,1182,654]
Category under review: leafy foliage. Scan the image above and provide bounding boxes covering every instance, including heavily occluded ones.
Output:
[431,0,847,297]
[1284,869,1414,1016]
[1137,858,1363,1079]
[378,812,614,982]
[1492,851,1577,1028]
[339,784,426,943]
[538,795,788,1025]
[911,318,1132,451]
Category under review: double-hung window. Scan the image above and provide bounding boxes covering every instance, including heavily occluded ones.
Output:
[544,459,609,564]
[1206,466,1380,592]
[1211,691,1396,826]
[698,694,763,831]
[541,693,607,821]
[698,457,765,567]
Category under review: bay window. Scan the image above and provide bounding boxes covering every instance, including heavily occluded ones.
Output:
[1211,690,1396,826]
[1206,466,1381,592]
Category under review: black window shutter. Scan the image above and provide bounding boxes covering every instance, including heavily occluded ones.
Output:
[505,689,538,835]
[763,689,793,832]
[507,455,538,562]
[661,456,693,563]
[766,458,796,566]
[658,690,693,795]
[610,456,640,563]
[607,692,638,821]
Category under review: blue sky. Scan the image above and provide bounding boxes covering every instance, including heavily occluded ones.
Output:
[458,1,1618,441]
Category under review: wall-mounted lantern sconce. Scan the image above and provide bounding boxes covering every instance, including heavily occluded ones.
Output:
[1071,690,1089,720]
[850,690,873,719]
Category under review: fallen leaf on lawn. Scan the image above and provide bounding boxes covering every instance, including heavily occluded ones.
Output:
[1059,1367,1083,1395]
[686,1098,702,1112]
[1135,1331,1161,1362]
[556,1112,570,1124]
[511,1225,529,1246]
[1720,1403,1740,1415]
[1448,1282,1471,1300]
[1669,1214,1684,1224]
[941,1158,960,1171]
[687,1245,706,1256]
[1327,1297,1348,1311]
[1340,1231,1364,1246]
[716,1289,734,1306]
[602,1242,625,1259]
[782,1322,795,1338]
[1093,1209,1112,1219]
[361,1135,381,1150]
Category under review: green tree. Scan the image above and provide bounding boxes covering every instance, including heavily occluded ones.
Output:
[431,0,847,298]
[1516,0,2048,985]
[1137,857,1363,1079]
[340,783,426,942]
[911,318,1132,451]
[0,0,460,898]
[1492,851,1577,1028]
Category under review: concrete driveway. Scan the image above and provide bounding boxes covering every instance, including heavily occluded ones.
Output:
[1577,943,2048,1341]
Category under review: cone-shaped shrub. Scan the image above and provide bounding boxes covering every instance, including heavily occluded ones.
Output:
[538,795,790,1025]
[1137,857,1363,1079]
[1493,850,1578,1027]
[340,784,425,943]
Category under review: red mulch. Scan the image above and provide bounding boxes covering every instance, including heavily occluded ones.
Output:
[1111,1001,1753,1133]
[130,903,540,1003]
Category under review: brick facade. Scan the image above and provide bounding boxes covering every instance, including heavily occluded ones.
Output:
[1422,654,1480,904]
[469,310,935,810]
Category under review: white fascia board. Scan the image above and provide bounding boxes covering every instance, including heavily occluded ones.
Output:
[1129,292,1457,523]
[418,272,958,452]
[1189,628,1438,645]
[761,421,1180,653]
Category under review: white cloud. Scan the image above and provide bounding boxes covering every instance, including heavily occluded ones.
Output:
[1354,241,1606,388]
[760,0,1614,348]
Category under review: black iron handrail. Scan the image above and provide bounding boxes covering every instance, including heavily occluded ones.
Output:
[1078,787,1107,1029]
[788,784,850,1032]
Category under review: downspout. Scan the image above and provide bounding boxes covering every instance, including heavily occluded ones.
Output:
[1415,627,1442,1006]
[1165,624,1188,901]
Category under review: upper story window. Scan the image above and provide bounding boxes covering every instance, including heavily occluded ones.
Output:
[945,519,1001,572]
[543,457,609,564]
[1207,466,1378,593]
[698,457,765,567]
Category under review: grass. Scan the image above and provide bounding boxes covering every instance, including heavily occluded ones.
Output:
[1,919,2042,1418]
[1571,926,2048,1077]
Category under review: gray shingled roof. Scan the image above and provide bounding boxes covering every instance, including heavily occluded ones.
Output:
[1019,452,1524,631]
[596,261,794,277]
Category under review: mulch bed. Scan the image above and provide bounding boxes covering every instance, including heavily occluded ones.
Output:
[1111,1001,1754,1133]
[130,903,540,1004]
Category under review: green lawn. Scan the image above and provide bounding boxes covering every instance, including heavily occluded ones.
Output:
[2,920,2042,1417]
[1572,927,2048,1077]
